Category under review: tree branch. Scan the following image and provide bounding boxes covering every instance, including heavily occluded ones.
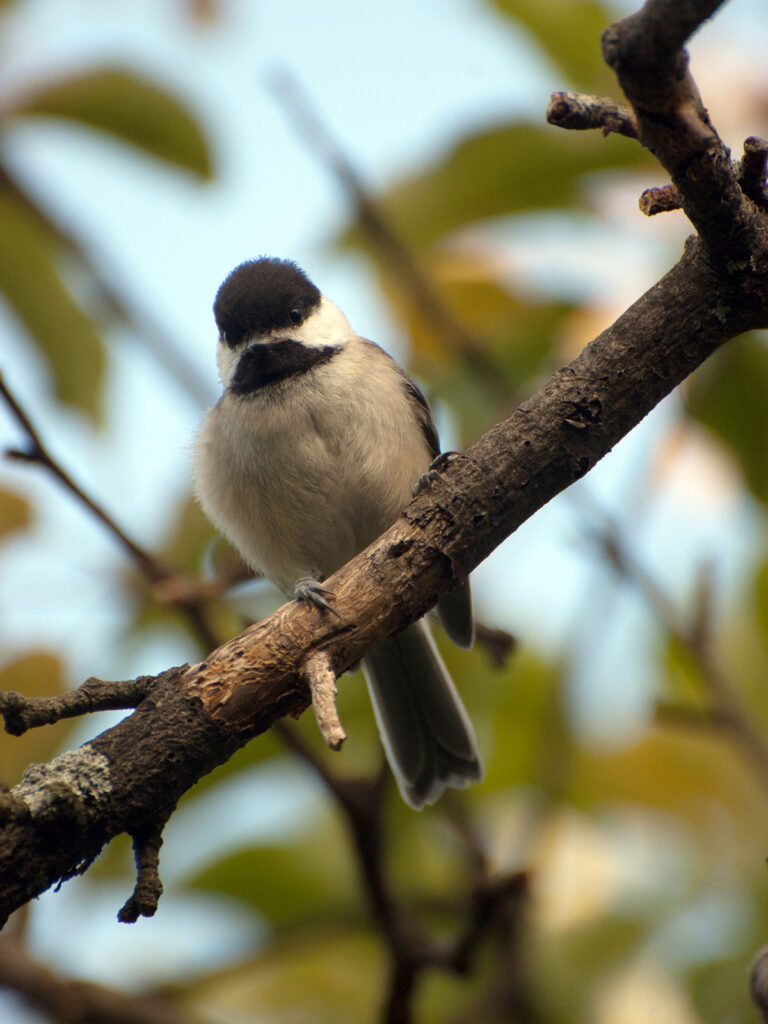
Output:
[638,136,768,216]
[118,823,167,923]
[277,724,528,1024]
[0,676,156,736]
[0,929,200,1024]
[546,91,639,138]
[601,0,764,260]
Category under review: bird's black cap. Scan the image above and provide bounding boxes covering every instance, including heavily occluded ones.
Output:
[214,257,321,347]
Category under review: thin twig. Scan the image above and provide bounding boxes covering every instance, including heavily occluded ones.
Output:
[639,183,682,216]
[301,651,346,750]
[0,373,220,650]
[268,72,510,401]
[546,90,639,138]
[594,518,768,795]
[276,719,527,1024]
[0,373,165,583]
[0,676,156,736]
[118,823,166,923]
[473,623,517,669]
[639,138,768,217]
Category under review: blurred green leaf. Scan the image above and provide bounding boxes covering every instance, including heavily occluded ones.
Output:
[373,248,573,439]
[0,192,106,422]
[688,953,760,1024]
[533,919,646,1024]
[686,333,768,503]
[186,815,359,930]
[0,486,32,542]
[462,646,566,797]
[753,557,768,654]
[9,68,213,179]
[493,0,616,94]
[341,122,650,252]
[161,491,219,577]
[188,926,382,1023]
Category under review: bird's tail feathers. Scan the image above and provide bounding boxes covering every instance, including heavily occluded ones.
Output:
[363,621,483,810]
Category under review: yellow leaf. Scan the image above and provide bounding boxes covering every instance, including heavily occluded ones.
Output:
[0,487,32,542]
[0,652,70,787]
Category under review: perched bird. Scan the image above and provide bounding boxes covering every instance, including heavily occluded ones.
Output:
[193,257,483,808]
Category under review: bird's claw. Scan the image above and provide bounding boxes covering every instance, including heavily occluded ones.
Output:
[412,451,464,497]
[294,578,341,617]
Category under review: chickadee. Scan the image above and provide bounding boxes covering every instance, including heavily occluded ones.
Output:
[193,257,483,809]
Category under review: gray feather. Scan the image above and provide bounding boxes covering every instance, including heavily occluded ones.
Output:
[437,578,474,649]
[363,621,483,810]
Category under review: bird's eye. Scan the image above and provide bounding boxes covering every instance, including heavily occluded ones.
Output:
[289,307,302,325]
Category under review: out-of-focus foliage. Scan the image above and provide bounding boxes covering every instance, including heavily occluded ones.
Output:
[0,486,30,540]
[343,125,649,252]
[493,0,618,93]
[0,652,72,786]
[0,65,212,423]
[6,68,213,180]
[337,8,654,446]
[188,927,385,1024]
[1,1,768,1023]
[686,333,768,503]
[0,191,107,420]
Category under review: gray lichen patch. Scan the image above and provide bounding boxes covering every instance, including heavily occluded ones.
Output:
[14,747,112,822]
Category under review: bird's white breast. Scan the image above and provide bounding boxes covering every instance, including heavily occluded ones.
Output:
[193,337,432,595]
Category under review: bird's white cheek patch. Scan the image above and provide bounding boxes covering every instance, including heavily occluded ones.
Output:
[216,340,242,388]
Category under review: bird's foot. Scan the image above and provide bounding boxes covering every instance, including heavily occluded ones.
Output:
[293,577,340,617]
[412,451,464,497]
